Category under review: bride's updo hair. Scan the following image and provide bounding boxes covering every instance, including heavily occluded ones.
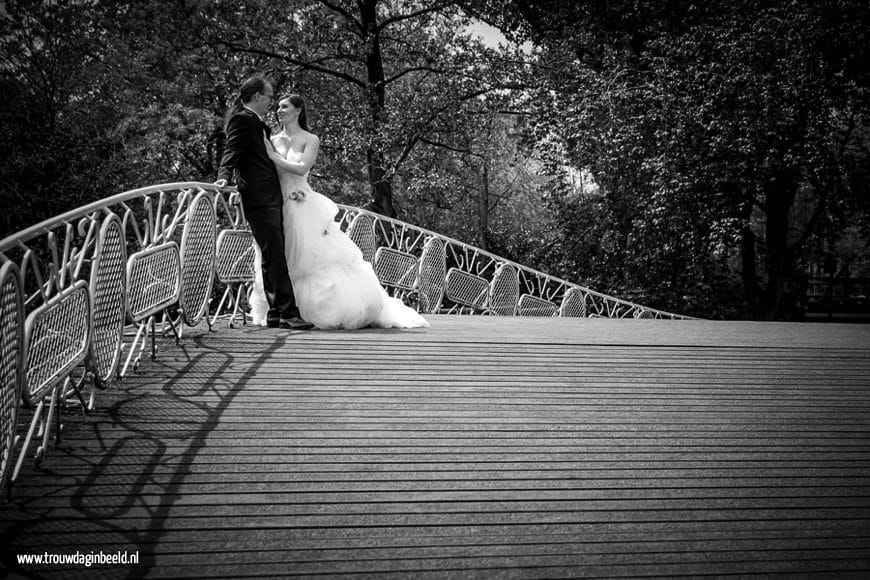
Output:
[283,94,309,131]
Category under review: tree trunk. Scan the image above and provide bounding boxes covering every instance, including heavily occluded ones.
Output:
[760,172,798,320]
[367,149,396,217]
[359,0,396,218]
[740,220,762,319]
[478,160,490,250]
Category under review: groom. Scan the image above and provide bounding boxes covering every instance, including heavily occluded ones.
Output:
[215,76,313,330]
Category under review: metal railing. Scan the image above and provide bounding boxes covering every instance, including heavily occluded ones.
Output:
[0,181,692,495]
[335,205,691,320]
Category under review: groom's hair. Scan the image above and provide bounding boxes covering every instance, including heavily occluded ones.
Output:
[238,76,269,105]
[224,76,270,129]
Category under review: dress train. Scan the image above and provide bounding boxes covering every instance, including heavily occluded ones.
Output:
[249,150,428,330]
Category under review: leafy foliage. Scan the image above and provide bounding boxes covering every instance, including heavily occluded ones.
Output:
[3,0,867,321]
[490,0,870,319]
[0,0,125,237]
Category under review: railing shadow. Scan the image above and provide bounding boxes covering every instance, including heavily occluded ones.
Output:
[1,327,286,577]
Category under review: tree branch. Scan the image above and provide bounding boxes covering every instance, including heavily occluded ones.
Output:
[384,65,447,85]
[378,2,455,32]
[388,134,423,178]
[209,40,366,88]
[420,137,479,156]
[316,0,365,34]
[382,83,511,179]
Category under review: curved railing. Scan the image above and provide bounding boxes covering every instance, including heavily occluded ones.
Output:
[0,181,692,496]
[334,205,691,320]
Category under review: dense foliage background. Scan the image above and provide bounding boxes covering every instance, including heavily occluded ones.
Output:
[2,0,868,320]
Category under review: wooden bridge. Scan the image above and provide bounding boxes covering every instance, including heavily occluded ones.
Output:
[2,315,869,578]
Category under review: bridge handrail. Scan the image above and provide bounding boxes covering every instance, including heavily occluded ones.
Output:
[0,181,693,496]
[334,203,691,321]
[0,182,220,252]
[1,182,690,321]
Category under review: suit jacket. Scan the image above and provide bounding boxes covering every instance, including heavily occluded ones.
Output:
[217,108,282,209]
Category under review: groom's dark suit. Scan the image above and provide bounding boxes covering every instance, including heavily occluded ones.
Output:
[217,107,298,320]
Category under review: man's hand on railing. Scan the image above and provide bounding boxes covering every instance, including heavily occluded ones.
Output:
[214,179,228,189]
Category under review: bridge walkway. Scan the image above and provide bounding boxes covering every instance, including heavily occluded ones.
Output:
[1,316,869,578]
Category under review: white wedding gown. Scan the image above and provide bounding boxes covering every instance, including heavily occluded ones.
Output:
[249,145,429,330]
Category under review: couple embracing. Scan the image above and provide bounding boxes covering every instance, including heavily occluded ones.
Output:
[215,76,428,331]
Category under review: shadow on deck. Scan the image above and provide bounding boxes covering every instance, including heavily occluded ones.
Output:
[1,315,869,578]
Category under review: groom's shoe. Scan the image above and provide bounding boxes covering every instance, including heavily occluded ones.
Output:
[280,317,315,330]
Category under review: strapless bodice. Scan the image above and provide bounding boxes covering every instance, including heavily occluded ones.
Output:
[274,147,311,196]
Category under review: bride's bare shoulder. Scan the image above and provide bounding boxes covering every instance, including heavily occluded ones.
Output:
[300,132,320,153]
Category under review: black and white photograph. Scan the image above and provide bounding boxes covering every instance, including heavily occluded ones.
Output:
[1,0,868,577]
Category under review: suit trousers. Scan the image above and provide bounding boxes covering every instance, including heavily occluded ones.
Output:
[245,204,298,319]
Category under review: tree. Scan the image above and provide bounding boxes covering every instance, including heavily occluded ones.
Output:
[161,0,523,219]
[0,0,129,237]
[2,0,552,266]
[484,0,870,319]
[400,109,555,261]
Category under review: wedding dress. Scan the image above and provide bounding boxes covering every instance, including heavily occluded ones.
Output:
[249,144,429,330]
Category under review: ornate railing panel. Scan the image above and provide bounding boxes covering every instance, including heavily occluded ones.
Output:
[519,294,559,317]
[374,247,418,296]
[89,215,128,388]
[214,229,256,282]
[126,243,182,322]
[444,268,490,312]
[0,262,24,495]
[121,242,183,376]
[346,213,377,264]
[179,191,216,327]
[211,228,256,328]
[417,238,446,314]
[334,204,693,321]
[560,287,588,317]
[0,181,692,493]
[23,280,91,405]
[489,264,520,316]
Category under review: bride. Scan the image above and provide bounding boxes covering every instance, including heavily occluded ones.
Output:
[248,94,429,330]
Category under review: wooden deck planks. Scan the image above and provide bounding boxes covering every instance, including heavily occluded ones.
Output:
[1,314,869,578]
